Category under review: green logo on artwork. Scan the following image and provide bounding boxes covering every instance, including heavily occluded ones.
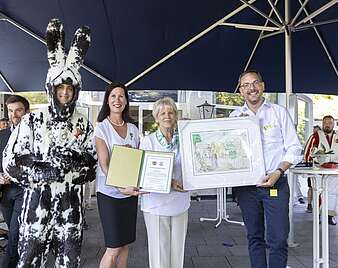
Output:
[192,134,202,144]
[225,143,237,159]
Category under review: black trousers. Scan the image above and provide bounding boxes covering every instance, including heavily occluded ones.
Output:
[0,183,24,268]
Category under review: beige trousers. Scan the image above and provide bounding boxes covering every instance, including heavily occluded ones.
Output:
[143,211,188,268]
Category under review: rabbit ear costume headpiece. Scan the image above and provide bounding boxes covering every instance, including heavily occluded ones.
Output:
[45,18,90,121]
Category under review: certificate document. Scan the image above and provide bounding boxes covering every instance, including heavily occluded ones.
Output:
[106,145,174,193]
[139,152,174,193]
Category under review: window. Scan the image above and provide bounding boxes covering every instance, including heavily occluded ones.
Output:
[295,95,313,146]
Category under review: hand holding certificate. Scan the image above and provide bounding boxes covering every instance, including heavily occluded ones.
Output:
[171,179,187,192]
[106,145,175,193]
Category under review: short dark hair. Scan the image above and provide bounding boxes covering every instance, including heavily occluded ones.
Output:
[323,115,334,121]
[0,117,8,122]
[97,82,132,123]
[5,95,30,111]
[313,125,321,130]
[238,69,263,84]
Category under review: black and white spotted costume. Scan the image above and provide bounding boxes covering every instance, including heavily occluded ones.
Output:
[3,18,96,268]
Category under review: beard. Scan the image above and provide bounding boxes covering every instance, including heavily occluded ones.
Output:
[323,127,333,134]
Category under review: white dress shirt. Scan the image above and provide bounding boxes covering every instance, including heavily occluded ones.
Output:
[230,99,302,173]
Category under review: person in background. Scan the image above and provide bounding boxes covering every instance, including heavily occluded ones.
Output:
[82,181,93,230]
[231,70,302,268]
[304,116,338,225]
[94,82,144,268]
[304,125,321,213]
[0,95,29,268]
[84,182,93,210]
[313,125,321,133]
[294,179,305,205]
[140,97,190,268]
[0,117,9,130]
[294,127,323,208]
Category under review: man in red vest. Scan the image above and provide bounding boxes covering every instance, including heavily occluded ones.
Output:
[304,115,338,225]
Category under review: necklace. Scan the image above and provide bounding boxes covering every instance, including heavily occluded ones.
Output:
[107,116,125,127]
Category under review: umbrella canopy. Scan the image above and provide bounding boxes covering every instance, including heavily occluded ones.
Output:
[0,0,337,93]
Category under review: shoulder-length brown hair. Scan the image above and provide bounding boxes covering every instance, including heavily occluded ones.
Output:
[97,82,132,123]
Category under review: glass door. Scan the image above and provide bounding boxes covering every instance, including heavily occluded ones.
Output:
[135,103,186,136]
[296,95,313,146]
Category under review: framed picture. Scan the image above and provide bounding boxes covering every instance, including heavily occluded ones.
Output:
[178,116,265,190]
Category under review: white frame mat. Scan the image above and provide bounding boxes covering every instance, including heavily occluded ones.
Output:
[178,117,266,190]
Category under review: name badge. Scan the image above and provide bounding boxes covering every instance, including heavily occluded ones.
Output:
[270,189,278,197]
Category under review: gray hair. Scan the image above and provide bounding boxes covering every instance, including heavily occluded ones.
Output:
[238,69,263,84]
[152,97,178,122]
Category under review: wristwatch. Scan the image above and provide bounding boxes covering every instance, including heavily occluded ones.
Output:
[276,168,285,177]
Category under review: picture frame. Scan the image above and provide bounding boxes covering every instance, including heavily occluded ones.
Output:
[178,116,266,190]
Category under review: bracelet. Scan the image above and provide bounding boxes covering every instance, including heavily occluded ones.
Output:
[276,168,285,177]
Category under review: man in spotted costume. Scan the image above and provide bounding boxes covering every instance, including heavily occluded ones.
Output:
[2,18,96,268]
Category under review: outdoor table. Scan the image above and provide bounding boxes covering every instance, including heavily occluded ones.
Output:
[288,167,338,268]
[199,188,244,228]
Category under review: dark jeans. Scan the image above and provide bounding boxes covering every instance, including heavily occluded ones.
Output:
[0,183,24,268]
[234,175,289,268]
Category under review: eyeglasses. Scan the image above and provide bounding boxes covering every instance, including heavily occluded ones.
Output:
[240,80,263,90]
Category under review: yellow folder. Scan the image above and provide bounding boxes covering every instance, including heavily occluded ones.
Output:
[106,145,144,188]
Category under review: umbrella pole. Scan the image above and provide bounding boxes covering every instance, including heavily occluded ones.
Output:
[285,0,292,109]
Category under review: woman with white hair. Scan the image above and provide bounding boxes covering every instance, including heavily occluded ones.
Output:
[140,97,190,268]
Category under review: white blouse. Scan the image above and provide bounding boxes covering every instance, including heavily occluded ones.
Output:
[94,118,139,198]
[140,132,190,216]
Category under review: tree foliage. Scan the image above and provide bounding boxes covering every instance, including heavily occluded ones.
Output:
[18,92,48,105]
[216,93,244,106]
[313,94,333,101]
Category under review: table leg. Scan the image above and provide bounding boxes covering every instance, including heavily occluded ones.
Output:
[312,175,320,268]
[200,188,221,223]
[200,188,244,228]
[289,169,337,268]
[215,188,224,227]
[222,188,244,226]
[321,175,329,268]
[288,171,299,247]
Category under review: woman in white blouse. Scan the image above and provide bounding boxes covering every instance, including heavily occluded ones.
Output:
[140,97,190,268]
[94,83,143,268]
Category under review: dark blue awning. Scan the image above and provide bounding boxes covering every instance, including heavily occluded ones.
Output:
[0,0,337,94]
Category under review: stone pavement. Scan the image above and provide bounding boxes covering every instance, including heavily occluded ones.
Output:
[1,198,338,267]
